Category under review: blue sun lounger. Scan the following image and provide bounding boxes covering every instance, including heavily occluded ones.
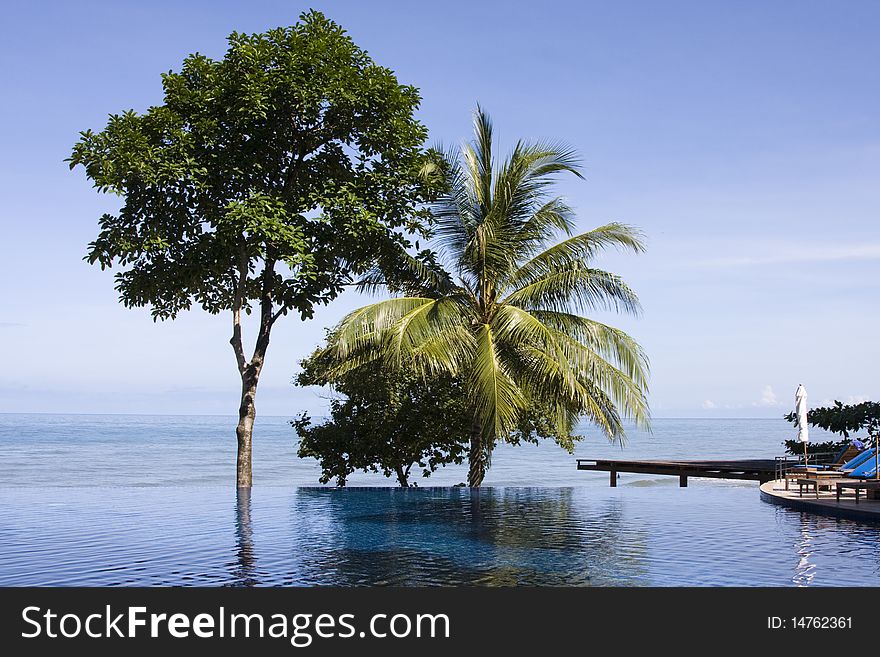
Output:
[790,446,871,472]
[848,452,880,479]
[839,448,877,473]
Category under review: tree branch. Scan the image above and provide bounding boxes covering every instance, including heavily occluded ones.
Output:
[250,250,278,369]
[230,248,248,375]
[271,306,286,324]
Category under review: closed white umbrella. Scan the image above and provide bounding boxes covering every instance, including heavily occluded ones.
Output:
[796,384,809,467]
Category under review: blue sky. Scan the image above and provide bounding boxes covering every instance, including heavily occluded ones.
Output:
[1,0,878,417]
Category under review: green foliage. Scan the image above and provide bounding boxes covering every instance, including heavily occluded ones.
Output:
[782,439,849,458]
[68,10,433,322]
[784,400,880,439]
[293,347,470,487]
[293,340,583,486]
[321,108,650,486]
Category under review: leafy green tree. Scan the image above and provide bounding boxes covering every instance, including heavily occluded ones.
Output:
[784,400,880,455]
[324,108,651,487]
[68,12,434,487]
[782,438,849,458]
[293,341,584,486]
[293,349,471,487]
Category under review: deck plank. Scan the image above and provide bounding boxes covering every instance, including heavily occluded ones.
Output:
[576,458,778,483]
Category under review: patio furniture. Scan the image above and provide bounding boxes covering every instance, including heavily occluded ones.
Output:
[835,480,880,504]
[793,444,862,472]
[839,447,878,472]
[784,469,847,491]
[848,454,880,479]
[797,477,836,500]
[783,448,879,490]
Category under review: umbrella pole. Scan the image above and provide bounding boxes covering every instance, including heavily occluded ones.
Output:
[804,442,808,469]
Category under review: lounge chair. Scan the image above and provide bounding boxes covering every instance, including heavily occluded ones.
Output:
[783,447,876,490]
[789,444,860,471]
[838,447,877,473]
[835,444,863,465]
[847,453,880,479]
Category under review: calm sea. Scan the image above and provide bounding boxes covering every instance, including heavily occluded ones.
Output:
[0,414,877,586]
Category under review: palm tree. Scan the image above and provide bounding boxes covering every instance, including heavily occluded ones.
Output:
[327,108,650,487]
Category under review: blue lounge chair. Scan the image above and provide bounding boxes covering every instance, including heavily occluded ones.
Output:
[790,446,866,471]
[839,448,877,472]
[848,453,880,479]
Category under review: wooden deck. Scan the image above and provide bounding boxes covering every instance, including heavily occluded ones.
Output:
[576,458,778,486]
[760,480,880,522]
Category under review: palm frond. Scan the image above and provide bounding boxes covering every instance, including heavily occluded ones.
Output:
[409,324,476,376]
[548,329,650,430]
[529,310,649,388]
[508,223,646,290]
[492,304,647,434]
[470,322,526,440]
[503,267,642,316]
[471,106,494,212]
[356,249,457,298]
[430,146,479,270]
[491,304,582,410]
[518,197,576,245]
[333,297,438,359]
[489,142,583,279]
[383,296,471,369]
[512,343,626,440]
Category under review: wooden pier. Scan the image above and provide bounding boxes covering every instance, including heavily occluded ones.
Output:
[576,458,778,487]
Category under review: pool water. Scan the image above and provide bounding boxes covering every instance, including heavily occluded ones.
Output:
[1,485,877,586]
[0,414,876,586]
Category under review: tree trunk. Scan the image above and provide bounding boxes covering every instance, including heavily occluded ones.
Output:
[236,371,259,488]
[468,419,486,488]
[395,465,410,488]
[231,306,272,488]
[230,252,278,488]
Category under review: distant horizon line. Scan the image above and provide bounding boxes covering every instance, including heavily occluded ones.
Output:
[0,411,788,420]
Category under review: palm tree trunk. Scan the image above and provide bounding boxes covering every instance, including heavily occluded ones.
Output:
[468,419,487,487]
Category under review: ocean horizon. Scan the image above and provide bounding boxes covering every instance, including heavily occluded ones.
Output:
[0,413,839,488]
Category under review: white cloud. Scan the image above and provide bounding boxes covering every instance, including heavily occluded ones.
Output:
[693,243,880,268]
[754,385,779,407]
[701,400,717,409]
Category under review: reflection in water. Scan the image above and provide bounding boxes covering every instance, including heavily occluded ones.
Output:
[792,514,815,587]
[291,488,650,586]
[789,513,880,586]
[232,487,258,586]
[2,485,880,586]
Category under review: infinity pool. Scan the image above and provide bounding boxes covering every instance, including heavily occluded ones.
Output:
[1,485,877,586]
